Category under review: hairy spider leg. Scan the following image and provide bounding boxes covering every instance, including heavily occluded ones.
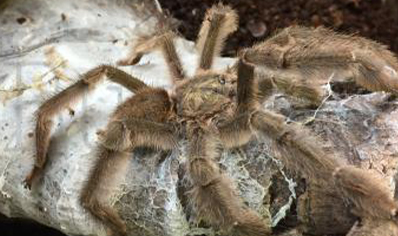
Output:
[195,3,238,72]
[244,26,398,221]
[118,31,186,83]
[244,26,398,105]
[81,88,178,236]
[119,3,238,81]
[235,56,398,222]
[205,60,270,235]
[186,128,270,236]
[251,109,398,222]
[80,148,130,235]
[256,70,326,105]
[221,58,398,231]
[333,166,398,220]
[218,59,258,148]
[24,65,148,189]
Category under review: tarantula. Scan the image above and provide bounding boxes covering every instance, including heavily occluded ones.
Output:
[24,3,398,236]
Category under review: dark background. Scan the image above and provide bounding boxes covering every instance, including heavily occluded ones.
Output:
[0,213,66,236]
[160,0,398,56]
[1,0,398,235]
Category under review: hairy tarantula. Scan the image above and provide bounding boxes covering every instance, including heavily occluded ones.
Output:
[24,3,398,236]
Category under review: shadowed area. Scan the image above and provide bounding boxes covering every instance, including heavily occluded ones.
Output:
[0,213,66,236]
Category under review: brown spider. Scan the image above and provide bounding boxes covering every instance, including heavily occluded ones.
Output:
[24,3,398,236]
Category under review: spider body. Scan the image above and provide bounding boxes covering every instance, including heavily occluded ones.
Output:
[23,3,398,236]
[176,71,237,128]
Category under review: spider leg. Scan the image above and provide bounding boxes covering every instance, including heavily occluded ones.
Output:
[218,59,256,148]
[118,31,186,82]
[333,166,398,220]
[224,58,398,224]
[80,148,130,236]
[186,60,269,234]
[195,3,238,72]
[81,121,177,236]
[240,27,398,222]
[251,110,339,179]
[221,59,337,175]
[256,69,326,105]
[186,128,270,235]
[101,118,178,151]
[81,89,178,235]
[24,65,148,189]
[229,59,325,105]
[244,26,398,104]
[250,110,398,221]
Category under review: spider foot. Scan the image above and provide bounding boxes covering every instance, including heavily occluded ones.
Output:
[231,210,271,236]
[116,53,143,66]
[81,194,128,236]
[23,166,41,190]
[102,211,128,236]
[106,223,127,236]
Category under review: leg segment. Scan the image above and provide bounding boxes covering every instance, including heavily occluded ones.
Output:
[118,31,185,82]
[24,65,148,189]
[81,117,177,236]
[230,58,326,105]
[236,58,258,112]
[223,58,337,178]
[251,110,398,221]
[251,110,339,179]
[244,26,398,98]
[218,59,256,148]
[256,69,326,105]
[187,128,269,235]
[196,3,238,72]
[228,57,397,223]
[80,148,130,236]
[333,166,398,220]
[226,28,398,229]
[99,118,178,151]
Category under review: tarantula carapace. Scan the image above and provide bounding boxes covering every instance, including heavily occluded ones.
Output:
[24,3,398,236]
